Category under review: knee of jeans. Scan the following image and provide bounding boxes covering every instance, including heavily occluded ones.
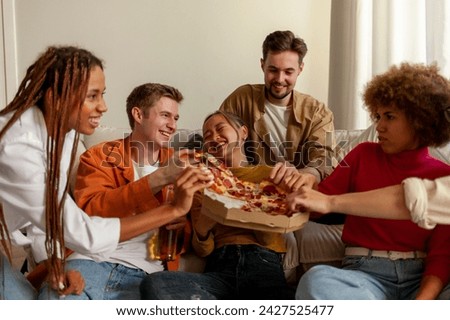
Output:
[140,273,166,288]
[140,274,168,299]
[301,265,334,285]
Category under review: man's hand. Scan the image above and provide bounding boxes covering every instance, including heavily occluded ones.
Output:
[270,162,317,192]
[148,149,201,194]
[160,149,200,181]
[171,166,214,217]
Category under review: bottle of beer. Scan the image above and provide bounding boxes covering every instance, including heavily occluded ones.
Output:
[148,184,178,262]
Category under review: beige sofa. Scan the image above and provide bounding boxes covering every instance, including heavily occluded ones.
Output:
[10,124,450,285]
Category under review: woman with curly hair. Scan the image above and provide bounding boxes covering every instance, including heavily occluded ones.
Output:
[0,46,212,299]
[295,62,450,300]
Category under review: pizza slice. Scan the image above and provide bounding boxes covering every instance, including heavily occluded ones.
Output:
[194,151,242,194]
[195,151,289,216]
[240,180,288,215]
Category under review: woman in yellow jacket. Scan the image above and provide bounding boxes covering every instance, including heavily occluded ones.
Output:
[141,110,311,299]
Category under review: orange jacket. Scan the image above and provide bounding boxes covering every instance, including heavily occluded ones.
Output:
[74,136,188,270]
[74,136,171,217]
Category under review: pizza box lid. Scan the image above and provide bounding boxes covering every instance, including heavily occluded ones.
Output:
[201,189,309,233]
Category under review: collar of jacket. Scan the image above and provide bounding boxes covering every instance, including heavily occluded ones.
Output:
[103,135,174,184]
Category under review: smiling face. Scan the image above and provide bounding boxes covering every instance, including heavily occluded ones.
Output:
[261,50,303,106]
[68,66,107,135]
[202,114,248,167]
[132,96,179,151]
[374,104,420,154]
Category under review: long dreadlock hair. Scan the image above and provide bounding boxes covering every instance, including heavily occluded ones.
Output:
[0,45,103,283]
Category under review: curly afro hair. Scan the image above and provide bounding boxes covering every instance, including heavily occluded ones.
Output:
[363,62,450,147]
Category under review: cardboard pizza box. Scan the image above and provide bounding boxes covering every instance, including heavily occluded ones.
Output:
[201,189,309,233]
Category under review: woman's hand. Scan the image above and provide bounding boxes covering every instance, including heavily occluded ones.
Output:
[59,270,85,296]
[47,260,85,296]
[270,162,317,192]
[286,187,333,214]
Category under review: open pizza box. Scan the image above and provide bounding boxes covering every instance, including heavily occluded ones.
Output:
[201,189,310,233]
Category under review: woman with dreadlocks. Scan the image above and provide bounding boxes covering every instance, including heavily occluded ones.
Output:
[0,46,213,299]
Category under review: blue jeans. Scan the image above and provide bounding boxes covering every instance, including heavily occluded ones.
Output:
[1,253,37,299]
[38,259,147,300]
[140,244,295,300]
[296,256,450,300]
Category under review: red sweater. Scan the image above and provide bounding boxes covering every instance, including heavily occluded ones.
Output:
[319,142,450,284]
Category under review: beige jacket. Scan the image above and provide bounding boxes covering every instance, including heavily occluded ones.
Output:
[403,176,450,229]
[220,84,335,180]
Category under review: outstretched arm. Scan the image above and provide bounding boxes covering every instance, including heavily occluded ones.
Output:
[287,175,450,227]
[286,184,410,220]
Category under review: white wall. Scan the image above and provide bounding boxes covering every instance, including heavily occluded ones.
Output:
[6,0,331,130]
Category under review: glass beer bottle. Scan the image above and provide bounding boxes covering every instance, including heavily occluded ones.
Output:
[157,184,178,262]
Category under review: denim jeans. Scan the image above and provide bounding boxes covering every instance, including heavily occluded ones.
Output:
[38,259,147,300]
[1,253,37,299]
[296,255,449,300]
[140,244,295,300]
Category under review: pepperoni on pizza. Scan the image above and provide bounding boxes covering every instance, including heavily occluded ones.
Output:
[195,152,289,216]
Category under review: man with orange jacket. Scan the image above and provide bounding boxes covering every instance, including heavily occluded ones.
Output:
[69,83,194,299]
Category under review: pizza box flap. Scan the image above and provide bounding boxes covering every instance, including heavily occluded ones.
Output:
[201,189,309,233]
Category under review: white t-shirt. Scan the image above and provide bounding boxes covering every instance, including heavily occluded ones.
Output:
[263,100,291,160]
[133,160,159,179]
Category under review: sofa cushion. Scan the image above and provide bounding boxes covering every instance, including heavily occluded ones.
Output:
[430,144,450,164]
[82,126,131,149]
[294,222,345,266]
[342,124,450,164]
